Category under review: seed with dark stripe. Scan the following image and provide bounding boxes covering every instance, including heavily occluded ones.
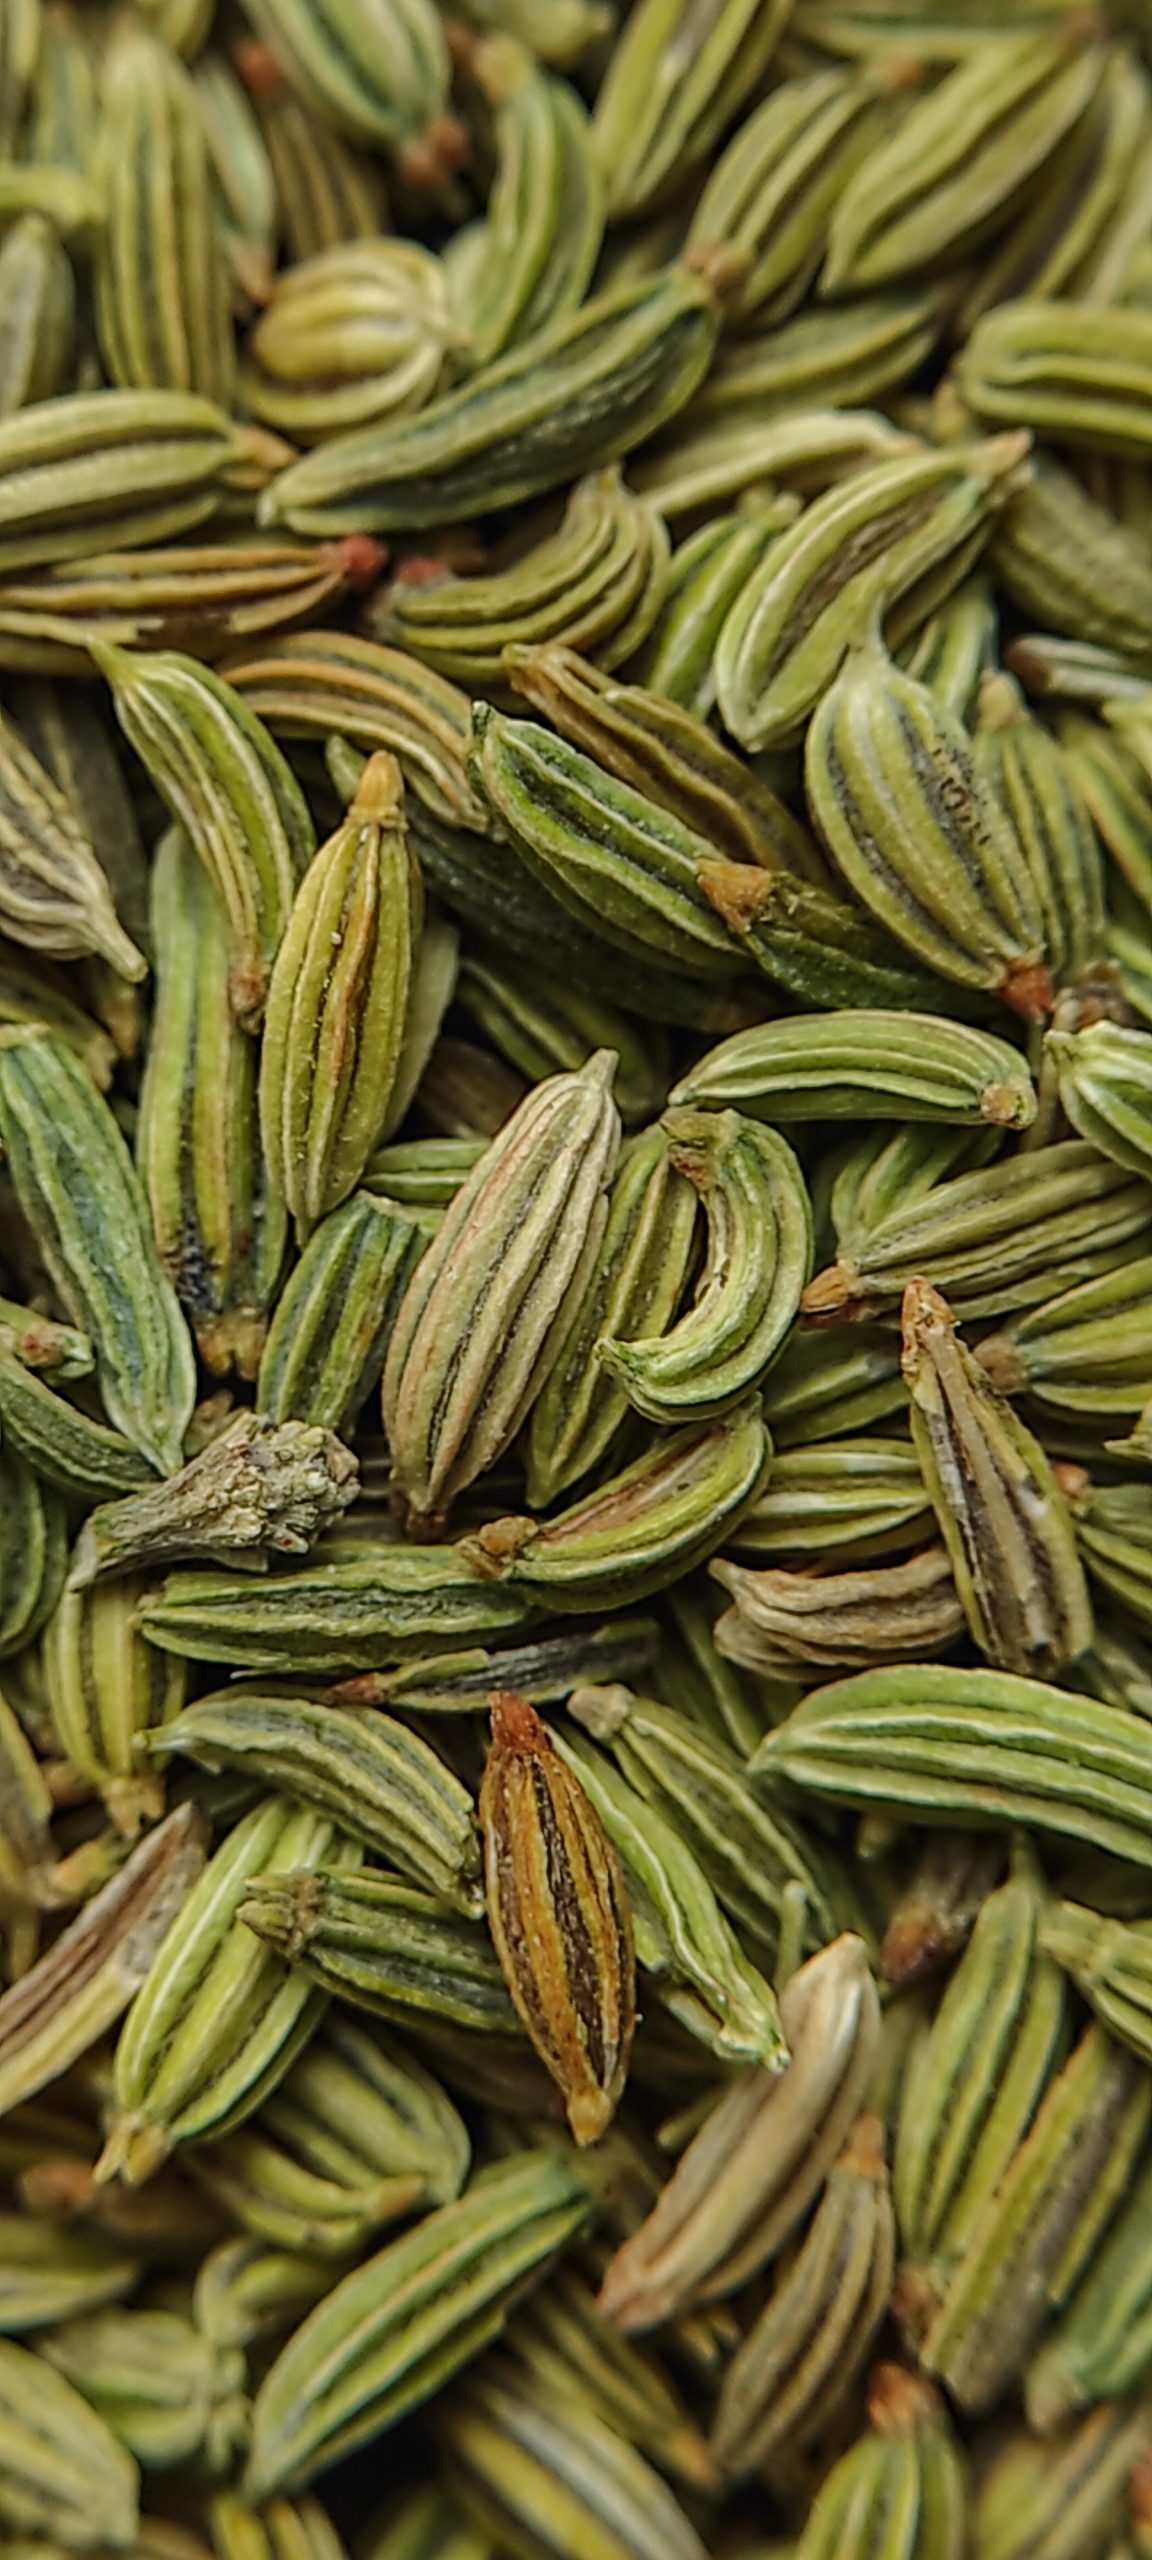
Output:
[478,1689,635,2146]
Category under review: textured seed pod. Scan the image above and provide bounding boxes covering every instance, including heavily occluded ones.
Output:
[140,1542,532,1675]
[713,1542,963,1677]
[789,2365,967,2560]
[240,1867,518,2037]
[892,1849,1066,2306]
[901,1276,1093,1676]
[94,28,234,408]
[8,676,149,999]
[100,1796,356,2184]
[0,2333,140,2549]
[479,1691,635,2145]
[0,703,145,980]
[826,1118,998,1266]
[70,1412,359,1586]
[0,536,388,681]
[511,2267,716,2492]
[592,0,792,219]
[260,262,727,536]
[0,388,254,576]
[960,297,1152,458]
[631,399,913,522]
[974,670,1106,987]
[222,631,488,834]
[382,1050,620,1530]
[162,1683,480,1909]
[961,42,1152,331]
[696,285,946,424]
[243,240,451,445]
[259,753,422,1235]
[699,864,958,1013]
[245,2148,594,2498]
[239,0,449,157]
[0,1343,153,1501]
[632,497,798,720]
[0,213,74,417]
[689,64,890,325]
[995,455,1152,667]
[919,2020,1149,2414]
[187,2012,468,2256]
[339,1619,659,1721]
[806,628,1049,1018]
[97,641,314,1031]
[461,1398,772,1611]
[599,1110,810,1425]
[43,1571,187,1839]
[1040,1898,1152,2069]
[257,1190,430,1434]
[383,474,668,689]
[804,1137,1152,1325]
[714,434,1031,753]
[554,1722,786,2071]
[674,1008,1036,1129]
[756,1660,1152,1869]
[364,1135,484,1207]
[721,1434,932,1566]
[138,828,286,1381]
[525,1125,698,1510]
[506,641,822,881]
[247,68,386,267]
[450,36,604,369]
[0,1803,206,2119]
[824,21,1106,292]
[566,1680,839,1963]
[0,1029,196,1476]
[711,2114,895,2478]
[1047,1019,1152,1176]
[598,1934,878,2330]
[440,2365,709,2560]
[38,2305,248,2474]
[468,703,744,979]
